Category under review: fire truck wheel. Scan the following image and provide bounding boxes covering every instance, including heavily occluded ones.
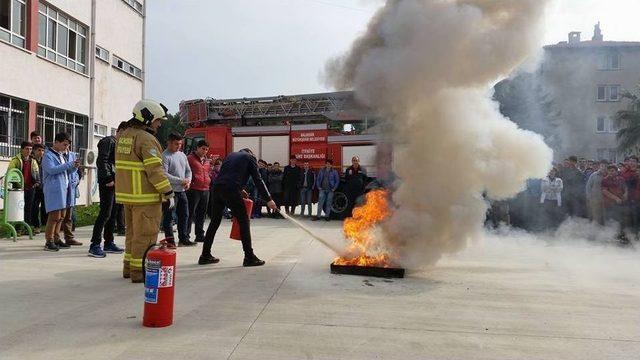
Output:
[331,191,350,219]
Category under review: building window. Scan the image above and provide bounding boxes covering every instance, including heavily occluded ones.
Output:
[596,117,606,133]
[609,117,619,133]
[95,45,109,63]
[37,2,88,74]
[597,86,606,101]
[0,94,28,158]
[93,123,107,137]
[112,55,142,80]
[122,0,143,15]
[0,0,26,48]
[610,86,619,101]
[599,53,621,70]
[111,127,117,136]
[596,85,621,102]
[36,105,88,152]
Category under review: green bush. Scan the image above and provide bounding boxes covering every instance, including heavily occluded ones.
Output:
[75,203,100,228]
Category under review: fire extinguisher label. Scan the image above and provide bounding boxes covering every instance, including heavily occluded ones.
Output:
[144,287,158,304]
[158,266,174,288]
[145,259,161,304]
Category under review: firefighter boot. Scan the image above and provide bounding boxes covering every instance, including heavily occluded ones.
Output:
[131,270,144,283]
[123,261,130,279]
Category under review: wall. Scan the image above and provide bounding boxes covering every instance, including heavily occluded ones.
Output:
[93,0,144,137]
[0,44,90,115]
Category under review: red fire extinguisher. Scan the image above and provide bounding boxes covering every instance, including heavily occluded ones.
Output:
[142,240,176,328]
[230,198,253,241]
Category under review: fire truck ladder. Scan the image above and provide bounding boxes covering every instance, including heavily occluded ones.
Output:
[204,91,358,122]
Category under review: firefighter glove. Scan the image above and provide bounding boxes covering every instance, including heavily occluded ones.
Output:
[162,191,176,211]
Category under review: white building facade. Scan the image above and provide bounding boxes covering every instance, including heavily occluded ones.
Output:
[0,0,145,205]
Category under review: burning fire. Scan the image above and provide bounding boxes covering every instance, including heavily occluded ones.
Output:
[334,189,395,267]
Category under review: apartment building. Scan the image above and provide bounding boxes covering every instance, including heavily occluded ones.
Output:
[542,25,640,161]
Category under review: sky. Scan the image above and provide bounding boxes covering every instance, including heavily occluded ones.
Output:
[146,0,640,113]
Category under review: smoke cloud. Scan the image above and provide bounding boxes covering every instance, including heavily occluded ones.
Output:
[326,0,554,268]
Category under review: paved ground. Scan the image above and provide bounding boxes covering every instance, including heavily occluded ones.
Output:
[1,217,639,359]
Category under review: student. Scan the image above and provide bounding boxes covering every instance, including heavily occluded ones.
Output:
[187,140,211,243]
[161,133,194,247]
[7,141,40,232]
[41,133,82,251]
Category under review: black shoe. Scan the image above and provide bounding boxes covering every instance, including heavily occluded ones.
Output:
[178,240,197,247]
[311,217,319,221]
[195,237,205,243]
[243,255,266,267]
[324,217,330,222]
[54,240,71,249]
[44,242,59,252]
[198,254,220,265]
[117,230,126,236]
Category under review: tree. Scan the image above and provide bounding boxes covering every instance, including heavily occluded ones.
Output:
[616,86,640,153]
[155,112,186,146]
[493,71,561,151]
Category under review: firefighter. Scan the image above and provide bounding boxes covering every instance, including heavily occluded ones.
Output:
[115,99,175,283]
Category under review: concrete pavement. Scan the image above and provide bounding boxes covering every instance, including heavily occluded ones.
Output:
[1,217,639,359]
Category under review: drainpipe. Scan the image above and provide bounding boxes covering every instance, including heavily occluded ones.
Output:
[87,0,97,206]
[142,0,146,98]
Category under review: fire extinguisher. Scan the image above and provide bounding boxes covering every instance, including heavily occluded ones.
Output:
[142,239,176,328]
[230,198,253,241]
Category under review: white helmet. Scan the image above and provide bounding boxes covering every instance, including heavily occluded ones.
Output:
[131,99,168,125]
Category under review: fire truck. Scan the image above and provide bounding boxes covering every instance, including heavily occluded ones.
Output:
[180,91,382,218]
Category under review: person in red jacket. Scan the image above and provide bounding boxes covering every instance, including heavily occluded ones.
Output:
[602,164,630,244]
[187,140,212,243]
[620,156,639,234]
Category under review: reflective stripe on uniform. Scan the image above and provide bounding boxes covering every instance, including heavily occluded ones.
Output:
[115,160,145,170]
[131,171,142,194]
[143,157,162,166]
[116,192,161,203]
[153,179,170,191]
[130,258,143,269]
[124,253,131,262]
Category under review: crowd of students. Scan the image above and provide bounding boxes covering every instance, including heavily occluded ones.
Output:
[7,131,87,251]
[9,126,369,256]
[501,155,640,244]
[87,129,369,256]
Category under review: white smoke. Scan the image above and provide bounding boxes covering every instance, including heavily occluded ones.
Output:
[326,0,554,268]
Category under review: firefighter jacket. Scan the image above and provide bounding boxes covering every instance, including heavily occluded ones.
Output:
[115,126,172,205]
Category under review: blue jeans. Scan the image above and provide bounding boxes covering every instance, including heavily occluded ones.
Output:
[299,188,313,216]
[162,191,189,242]
[317,190,334,218]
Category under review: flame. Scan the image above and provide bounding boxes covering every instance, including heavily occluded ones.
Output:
[334,189,395,267]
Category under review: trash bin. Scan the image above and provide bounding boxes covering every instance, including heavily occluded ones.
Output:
[6,189,24,222]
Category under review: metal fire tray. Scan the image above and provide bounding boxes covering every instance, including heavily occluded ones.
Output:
[330,263,405,278]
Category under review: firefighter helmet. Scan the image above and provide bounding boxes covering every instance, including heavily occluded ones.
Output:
[132,99,168,126]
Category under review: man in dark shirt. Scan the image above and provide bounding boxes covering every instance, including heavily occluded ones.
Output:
[31,144,47,233]
[561,156,585,218]
[282,156,302,214]
[602,164,630,244]
[200,149,277,267]
[89,122,128,258]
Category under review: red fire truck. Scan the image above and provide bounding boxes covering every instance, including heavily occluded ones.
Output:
[180,91,382,218]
